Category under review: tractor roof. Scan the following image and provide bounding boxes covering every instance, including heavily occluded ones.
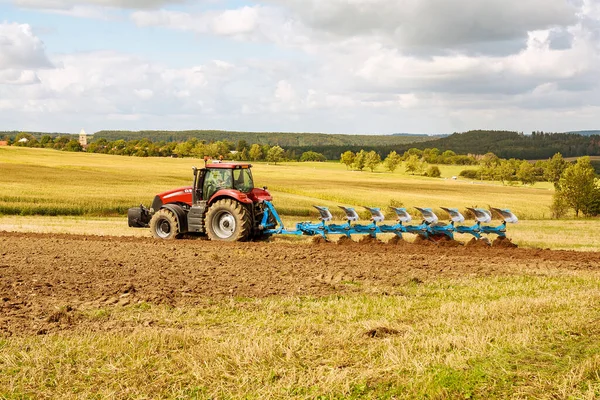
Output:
[206,162,252,169]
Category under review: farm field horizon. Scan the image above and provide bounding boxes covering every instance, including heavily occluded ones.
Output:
[1,146,599,251]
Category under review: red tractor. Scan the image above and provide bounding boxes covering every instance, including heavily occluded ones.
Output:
[128,162,273,241]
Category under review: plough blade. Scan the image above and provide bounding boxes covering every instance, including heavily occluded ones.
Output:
[491,208,519,224]
[467,208,492,223]
[415,207,439,224]
[392,208,412,223]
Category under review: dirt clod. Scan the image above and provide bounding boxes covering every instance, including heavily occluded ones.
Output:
[387,236,407,246]
[413,235,435,246]
[493,237,518,248]
[337,236,354,246]
[359,235,383,245]
[365,327,401,338]
[312,236,328,245]
[438,239,463,248]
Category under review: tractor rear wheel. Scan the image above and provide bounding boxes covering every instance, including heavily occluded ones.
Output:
[206,199,251,242]
[150,208,180,240]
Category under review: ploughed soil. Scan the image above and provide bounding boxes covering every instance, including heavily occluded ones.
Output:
[1,231,599,335]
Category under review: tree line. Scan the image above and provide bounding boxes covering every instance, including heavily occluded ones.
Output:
[4,129,600,161]
[92,129,432,147]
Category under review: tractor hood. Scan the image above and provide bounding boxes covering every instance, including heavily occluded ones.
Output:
[248,188,273,203]
[156,186,193,207]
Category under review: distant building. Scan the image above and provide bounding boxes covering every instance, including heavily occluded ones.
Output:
[18,138,29,143]
[79,129,88,147]
[0,141,8,146]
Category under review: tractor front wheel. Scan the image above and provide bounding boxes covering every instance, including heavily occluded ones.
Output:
[150,208,181,240]
[206,199,251,242]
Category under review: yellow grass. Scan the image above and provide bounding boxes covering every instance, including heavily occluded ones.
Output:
[1,146,553,220]
[2,275,600,399]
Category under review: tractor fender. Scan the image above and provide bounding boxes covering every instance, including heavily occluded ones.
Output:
[208,190,254,206]
[161,203,189,233]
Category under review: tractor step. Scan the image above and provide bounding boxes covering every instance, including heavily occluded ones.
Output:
[187,202,208,233]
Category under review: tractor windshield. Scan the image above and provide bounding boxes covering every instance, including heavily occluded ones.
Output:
[233,168,254,193]
[203,169,233,199]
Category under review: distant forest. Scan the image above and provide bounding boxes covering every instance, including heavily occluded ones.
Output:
[92,130,435,147]
[401,130,600,160]
[92,129,600,160]
[2,129,600,160]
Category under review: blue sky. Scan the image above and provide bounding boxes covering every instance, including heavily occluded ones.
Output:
[0,0,599,134]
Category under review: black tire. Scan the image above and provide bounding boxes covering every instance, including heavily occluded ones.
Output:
[206,199,252,242]
[150,208,181,240]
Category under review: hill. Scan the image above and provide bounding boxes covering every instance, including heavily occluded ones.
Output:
[566,130,600,136]
[93,130,436,147]
[398,130,600,159]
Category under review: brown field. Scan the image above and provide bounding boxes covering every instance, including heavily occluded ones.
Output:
[2,231,599,337]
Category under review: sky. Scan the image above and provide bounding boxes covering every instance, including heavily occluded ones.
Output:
[0,0,599,135]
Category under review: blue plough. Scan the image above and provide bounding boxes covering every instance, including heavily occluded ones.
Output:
[260,201,518,244]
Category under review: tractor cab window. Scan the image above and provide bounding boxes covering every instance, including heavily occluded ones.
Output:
[203,169,233,200]
[233,168,254,193]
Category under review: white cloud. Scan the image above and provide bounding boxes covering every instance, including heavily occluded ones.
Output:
[0,22,51,85]
[0,69,40,85]
[130,6,296,42]
[0,22,52,69]
[274,80,295,103]
[264,0,578,52]
[12,0,183,9]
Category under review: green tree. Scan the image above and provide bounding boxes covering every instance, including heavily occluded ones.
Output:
[402,148,423,160]
[340,151,355,169]
[556,156,598,216]
[300,151,327,162]
[249,144,263,161]
[383,151,402,172]
[266,145,285,165]
[422,148,440,163]
[364,151,381,172]
[516,161,536,186]
[405,154,426,175]
[352,150,367,171]
[39,135,53,147]
[480,152,500,168]
[426,165,441,178]
[174,141,193,157]
[236,140,249,152]
[497,159,516,185]
[544,153,568,189]
[63,140,82,152]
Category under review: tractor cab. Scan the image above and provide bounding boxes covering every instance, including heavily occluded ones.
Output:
[194,163,254,203]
